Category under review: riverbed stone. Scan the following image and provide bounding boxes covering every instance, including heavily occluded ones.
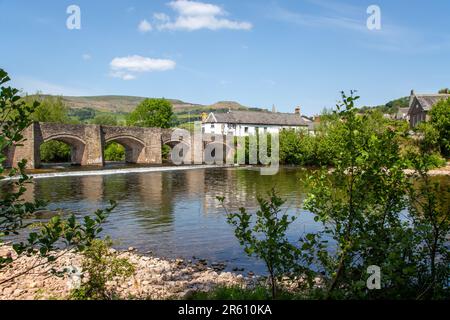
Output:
[0,244,248,300]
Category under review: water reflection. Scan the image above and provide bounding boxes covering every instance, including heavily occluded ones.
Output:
[4,167,446,273]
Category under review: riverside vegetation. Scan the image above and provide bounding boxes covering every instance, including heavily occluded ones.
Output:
[216,92,449,300]
[1,69,449,300]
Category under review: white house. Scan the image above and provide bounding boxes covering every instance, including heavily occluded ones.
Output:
[202,108,313,137]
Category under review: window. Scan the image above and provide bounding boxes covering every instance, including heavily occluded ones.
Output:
[264,127,268,133]
[244,127,249,133]
[211,124,215,129]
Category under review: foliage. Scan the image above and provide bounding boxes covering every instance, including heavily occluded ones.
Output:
[279,130,315,165]
[68,107,96,122]
[23,94,75,162]
[0,69,41,258]
[407,152,450,299]
[162,144,171,162]
[104,142,125,162]
[218,190,300,299]
[26,95,73,124]
[127,98,175,128]
[70,239,135,300]
[0,69,115,284]
[302,91,418,299]
[92,113,118,126]
[438,88,449,94]
[9,202,116,263]
[359,97,409,115]
[428,98,450,157]
[40,141,71,163]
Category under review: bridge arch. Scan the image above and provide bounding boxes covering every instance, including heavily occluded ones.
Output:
[39,134,86,166]
[105,135,146,164]
[162,139,192,164]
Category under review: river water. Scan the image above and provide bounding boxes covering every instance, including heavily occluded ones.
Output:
[2,167,448,274]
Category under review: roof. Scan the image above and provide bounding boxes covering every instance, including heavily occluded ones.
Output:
[205,111,311,126]
[411,94,450,111]
[398,107,410,114]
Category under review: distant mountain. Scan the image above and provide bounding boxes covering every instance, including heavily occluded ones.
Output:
[55,95,258,114]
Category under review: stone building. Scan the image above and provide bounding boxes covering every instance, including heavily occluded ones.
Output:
[408,90,450,127]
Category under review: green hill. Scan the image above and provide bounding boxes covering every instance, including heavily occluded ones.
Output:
[27,94,263,125]
[360,97,409,114]
[58,95,254,114]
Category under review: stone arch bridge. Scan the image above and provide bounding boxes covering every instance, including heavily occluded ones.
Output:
[4,122,234,169]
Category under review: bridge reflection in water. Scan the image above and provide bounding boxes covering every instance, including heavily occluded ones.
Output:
[7,167,313,273]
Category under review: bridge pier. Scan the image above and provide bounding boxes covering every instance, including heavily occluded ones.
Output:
[82,125,104,166]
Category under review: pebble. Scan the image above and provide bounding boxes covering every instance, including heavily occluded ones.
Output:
[0,244,247,300]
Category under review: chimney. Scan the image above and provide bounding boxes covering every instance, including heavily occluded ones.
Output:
[409,90,416,108]
[295,106,301,115]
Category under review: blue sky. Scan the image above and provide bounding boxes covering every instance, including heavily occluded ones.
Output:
[1,0,449,115]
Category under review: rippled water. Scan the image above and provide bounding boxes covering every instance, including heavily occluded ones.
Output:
[3,167,448,274]
[2,167,320,273]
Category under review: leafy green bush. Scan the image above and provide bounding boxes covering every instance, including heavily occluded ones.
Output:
[40,141,71,163]
[92,114,118,126]
[104,142,125,162]
[127,98,175,128]
[70,239,135,300]
[218,190,299,299]
[429,97,450,157]
[1,69,116,285]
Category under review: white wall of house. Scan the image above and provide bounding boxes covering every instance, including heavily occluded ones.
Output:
[202,123,308,136]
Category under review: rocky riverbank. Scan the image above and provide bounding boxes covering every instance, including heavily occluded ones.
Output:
[404,163,450,176]
[0,245,250,300]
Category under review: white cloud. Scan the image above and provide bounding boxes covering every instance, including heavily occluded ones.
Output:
[109,55,176,80]
[138,19,152,33]
[154,0,252,31]
[82,53,92,60]
[154,12,170,22]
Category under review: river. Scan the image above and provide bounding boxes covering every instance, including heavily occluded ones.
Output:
[1,166,448,274]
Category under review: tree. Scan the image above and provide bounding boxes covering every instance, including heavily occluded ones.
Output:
[1,69,41,262]
[1,69,114,285]
[302,91,414,299]
[25,95,74,162]
[428,98,450,157]
[92,114,118,126]
[104,142,125,162]
[27,95,72,124]
[218,190,300,299]
[127,98,175,128]
[438,88,449,94]
[407,152,450,299]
